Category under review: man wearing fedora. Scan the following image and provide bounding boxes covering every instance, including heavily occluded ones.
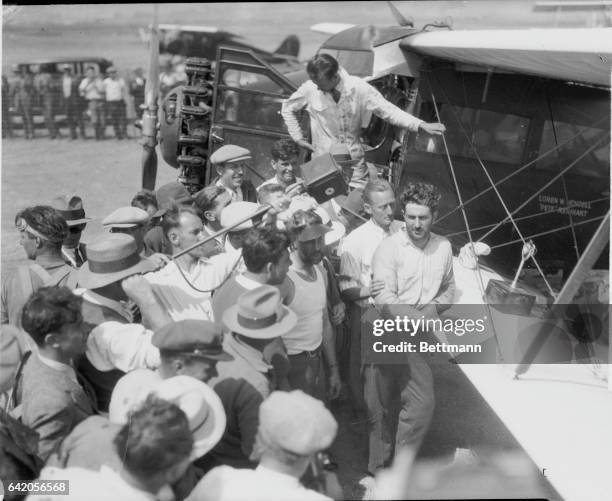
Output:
[209,144,258,203]
[49,195,91,268]
[144,204,243,323]
[1,206,73,328]
[199,285,297,472]
[188,390,340,501]
[281,53,445,188]
[280,212,342,401]
[9,286,95,461]
[74,233,171,412]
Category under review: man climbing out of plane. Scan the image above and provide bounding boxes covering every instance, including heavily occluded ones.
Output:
[281,53,445,189]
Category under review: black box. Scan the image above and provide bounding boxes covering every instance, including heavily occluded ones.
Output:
[301,153,348,204]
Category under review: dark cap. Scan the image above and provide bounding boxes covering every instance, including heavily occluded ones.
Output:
[154,182,194,218]
[152,320,233,361]
[296,223,331,243]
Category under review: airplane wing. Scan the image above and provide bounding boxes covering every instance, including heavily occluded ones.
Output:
[400,27,612,87]
[310,22,356,35]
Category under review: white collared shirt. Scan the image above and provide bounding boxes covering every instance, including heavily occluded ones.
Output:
[216,179,244,202]
[186,464,331,501]
[339,218,404,306]
[372,230,455,307]
[281,67,423,183]
[103,77,126,102]
[257,175,304,191]
[74,289,160,373]
[144,249,242,323]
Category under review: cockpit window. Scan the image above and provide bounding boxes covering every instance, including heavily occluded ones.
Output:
[415,104,530,165]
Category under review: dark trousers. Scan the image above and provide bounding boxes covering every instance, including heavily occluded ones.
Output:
[287,347,325,400]
[64,99,85,139]
[363,355,435,474]
[105,100,126,139]
[42,96,58,138]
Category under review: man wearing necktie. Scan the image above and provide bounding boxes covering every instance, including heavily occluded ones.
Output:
[49,195,91,269]
[282,54,446,189]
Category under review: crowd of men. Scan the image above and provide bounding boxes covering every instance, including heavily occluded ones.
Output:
[3,64,147,141]
[0,54,457,501]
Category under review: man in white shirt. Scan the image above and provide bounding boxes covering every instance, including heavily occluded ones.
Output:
[187,390,339,501]
[365,182,455,477]
[78,66,105,140]
[102,67,127,139]
[258,138,305,197]
[281,53,445,188]
[339,179,403,413]
[144,205,242,323]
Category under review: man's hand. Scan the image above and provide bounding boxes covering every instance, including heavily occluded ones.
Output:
[368,280,386,298]
[147,253,171,270]
[285,182,306,198]
[121,274,156,306]
[419,122,446,136]
[330,302,345,326]
[295,139,315,152]
[328,366,342,400]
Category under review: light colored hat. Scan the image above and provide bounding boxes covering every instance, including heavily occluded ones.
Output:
[259,390,338,455]
[77,233,156,289]
[329,143,359,166]
[210,145,252,166]
[109,370,226,460]
[313,207,345,246]
[223,285,297,339]
[220,201,260,232]
[102,207,149,229]
[49,195,91,226]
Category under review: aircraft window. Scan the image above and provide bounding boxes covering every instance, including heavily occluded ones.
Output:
[536,121,610,180]
[220,68,284,94]
[415,105,529,165]
[215,88,286,132]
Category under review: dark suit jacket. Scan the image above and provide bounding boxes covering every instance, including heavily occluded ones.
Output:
[13,354,95,461]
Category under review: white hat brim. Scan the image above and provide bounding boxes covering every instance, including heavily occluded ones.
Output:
[324,221,345,246]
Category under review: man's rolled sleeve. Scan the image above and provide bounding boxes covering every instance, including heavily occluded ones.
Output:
[338,250,362,292]
[364,83,423,132]
[281,85,309,142]
[86,322,160,373]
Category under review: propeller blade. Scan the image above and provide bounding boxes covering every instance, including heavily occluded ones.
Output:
[141,4,160,191]
[387,1,414,27]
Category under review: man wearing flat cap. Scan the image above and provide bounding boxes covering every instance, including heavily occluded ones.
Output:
[197,286,297,473]
[103,206,149,254]
[73,233,171,411]
[188,390,339,501]
[49,194,91,268]
[209,144,258,203]
[1,206,73,327]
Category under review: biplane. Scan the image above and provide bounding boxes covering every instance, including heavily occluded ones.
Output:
[140,4,611,499]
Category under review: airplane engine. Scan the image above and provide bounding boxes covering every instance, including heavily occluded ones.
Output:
[159,57,214,193]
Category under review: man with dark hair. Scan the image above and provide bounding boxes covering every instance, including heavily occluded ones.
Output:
[282,53,445,188]
[49,195,91,268]
[209,145,258,203]
[339,179,404,412]
[280,211,341,400]
[362,182,454,482]
[10,286,95,461]
[144,204,242,323]
[194,184,232,254]
[130,189,158,218]
[35,396,194,500]
[1,206,73,327]
[258,138,305,196]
